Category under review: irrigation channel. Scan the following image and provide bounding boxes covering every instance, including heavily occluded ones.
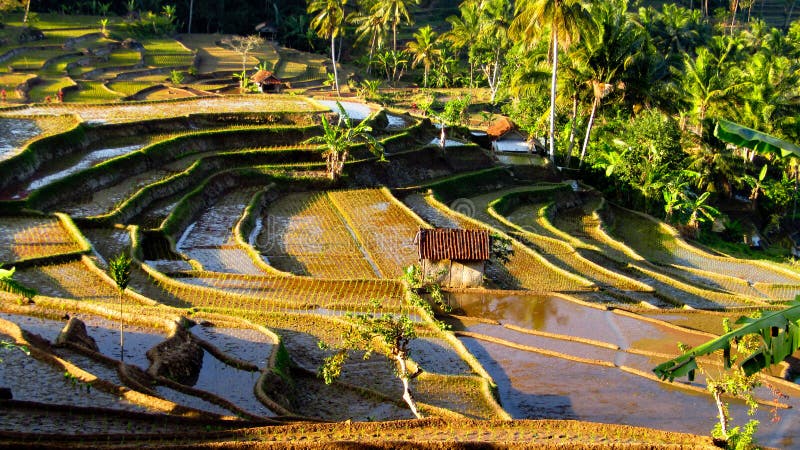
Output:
[1,102,800,446]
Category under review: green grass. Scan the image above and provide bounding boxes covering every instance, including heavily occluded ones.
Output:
[3,13,110,29]
[68,49,142,78]
[3,49,66,71]
[26,77,76,102]
[141,38,194,68]
[65,80,123,102]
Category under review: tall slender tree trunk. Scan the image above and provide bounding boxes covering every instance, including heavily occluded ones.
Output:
[23,0,31,24]
[188,0,194,33]
[489,46,502,103]
[393,22,398,52]
[119,291,125,362]
[730,0,739,33]
[579,96,598,168]
[367,34,377,75]
[565,94,578,167]
[786,0,797,29]
[548,26,558,165]
[331,35,340,95]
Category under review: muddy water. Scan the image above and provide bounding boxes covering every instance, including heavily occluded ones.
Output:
[0,118,40,161]
[450,292,799,447]
[461,337,798,447]
[449,292,710,353]
[18,144,143,197]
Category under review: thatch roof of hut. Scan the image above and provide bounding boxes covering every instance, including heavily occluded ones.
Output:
[416,228,491,261]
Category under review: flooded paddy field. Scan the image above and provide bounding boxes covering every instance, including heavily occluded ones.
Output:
[0,118,40,161]
[2,96,800,446]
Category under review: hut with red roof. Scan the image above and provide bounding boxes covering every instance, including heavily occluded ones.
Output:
[415,228,490,288]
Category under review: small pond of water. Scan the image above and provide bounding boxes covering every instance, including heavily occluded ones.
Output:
[317,100,372,120]
[0,119,40,161]
[385,113,408,129]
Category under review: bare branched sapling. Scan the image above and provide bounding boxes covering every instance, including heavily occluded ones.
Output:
[319,299,424,418]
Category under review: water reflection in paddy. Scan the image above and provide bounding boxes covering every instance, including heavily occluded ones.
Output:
[449,292,709,353]
[461,337,798,448]
[0,119,40,161]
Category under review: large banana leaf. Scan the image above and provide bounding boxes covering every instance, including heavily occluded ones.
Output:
[0,267,36,301]
[653,300,800,381]
[714,119,800,159]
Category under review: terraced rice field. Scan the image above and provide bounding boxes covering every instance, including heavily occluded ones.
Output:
[257,191,378,278]
[2,96,800,447]
[0,216,83,263]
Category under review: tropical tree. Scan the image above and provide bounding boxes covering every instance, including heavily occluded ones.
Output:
[0,0,23,24]
[308,0,347,95]
[319,299,424,418]
[573,0,644,167]
[444,1,480,86]
[376,49,407,83]
[377,0,419,53]
[349,0,387,75]
[406,25,441,88]
[510,0,592,164]
[304,102,382,180]
[109,253,131,362]
[676,44,748,138]
[638,3,709,64]
[475,0,513,102]
[677,190,721,238]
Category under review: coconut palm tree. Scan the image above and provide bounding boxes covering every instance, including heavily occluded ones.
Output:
[510,0,592,164]
[476,0,513,102]
[676,45,748,138]
[406,25,440,87]
[349,1,387,75]
[444,2,480,86]
[308,0,347,95]
[573,0,645,167]
[377,0,419,53]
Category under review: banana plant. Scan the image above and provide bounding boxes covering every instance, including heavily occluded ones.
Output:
[0,267,36,303]
[654,299,800,382]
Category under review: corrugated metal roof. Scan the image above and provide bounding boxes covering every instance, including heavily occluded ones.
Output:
[417,228,491,261]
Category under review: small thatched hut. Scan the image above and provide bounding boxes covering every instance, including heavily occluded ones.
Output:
[250,70,283,93]
[416,228,490,288]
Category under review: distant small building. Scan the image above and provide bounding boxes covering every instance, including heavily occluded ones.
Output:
[487,117,545,154]
[250,70,283,93]
[416,228,490,288]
